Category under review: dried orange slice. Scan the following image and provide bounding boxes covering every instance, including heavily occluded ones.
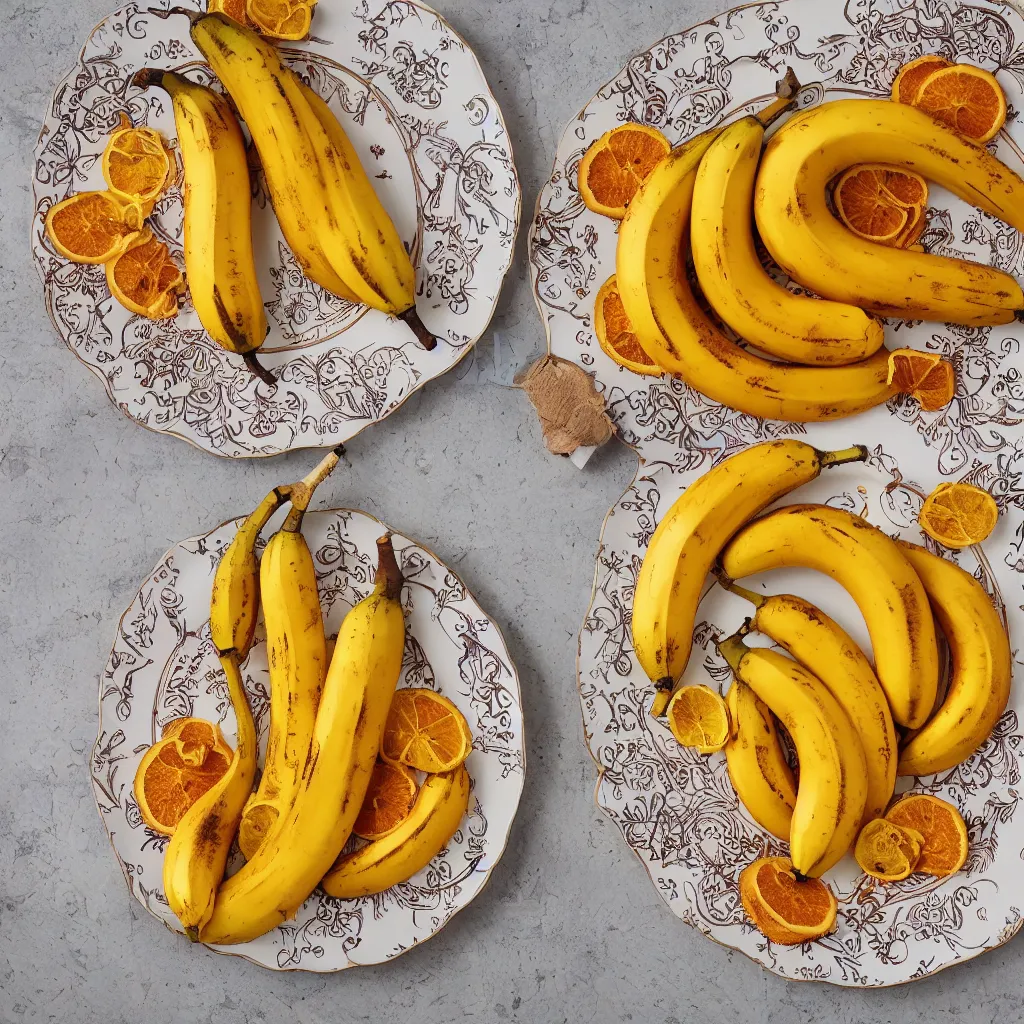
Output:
[887,349,956,411]
[739,857,837,945]
[834,165,928,246]
[208,0,255,26]
[381,688,473,773]
[106,229,185,320]
[44,190,144,265]
[353,760,418,840]
[666,685,730,754]
[594,275,661,376]
[891,54,952,104]
[886,794,969,876]
[134,717,234,834]
[578,123,670,219]
[854,818,924,881]
[102,123,173,213]
[912,64,1006,143]
[246,0,313,39]
[918,481,999,549]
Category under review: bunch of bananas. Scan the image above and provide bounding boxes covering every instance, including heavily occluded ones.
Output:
[614,69,1024,421]
[631,439,1011,880]
[132,7,434,387]
[156,449,470,945]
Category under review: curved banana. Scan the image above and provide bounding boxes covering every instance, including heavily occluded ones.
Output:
[616,134,895,420]
[199,535,406,945]
[237,454,342,859]
[724,680,796,841]
[897,541,1012,776]
[719,637,867,878]
[132,69,273,386]
[322,767,471,898]
[163,651,257,939]
[719,504,939,729]
[692,116,884,366]
[725,584,896,823]
[756,99,1024,324]
[631,439,867,715]
[182,11,434,349]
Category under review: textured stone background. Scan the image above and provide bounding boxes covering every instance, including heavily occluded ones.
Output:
[3,0,1022,1020]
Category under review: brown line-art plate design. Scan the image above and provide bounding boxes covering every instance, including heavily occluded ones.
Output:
[92,507,525,970]
[32,0,520,458]
[530,0,1024,986]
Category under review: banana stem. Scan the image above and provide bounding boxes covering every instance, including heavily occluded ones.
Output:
[716,633,750,673]
[155,6,202,23]
[755,68,800,130]
[282,445,346,532]
[133,68,165,90]
[374,534,404,600]
[818,444,869,468]
[399,307,438,351]
[719,579,766,609]
[243,351,277,388]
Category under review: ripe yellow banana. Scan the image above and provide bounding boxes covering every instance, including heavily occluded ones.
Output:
[237,452,343,859]
[724,584,896,823]
[322,767,471,898]
[756,99,1024,324]
[720,637,867,878]
[199,535,406,945]
[691,115,884,366]
[897,541,1012,776]
[719,504,939,729]
[616,133,895,420]
[631,439,867,715]
[180,11,434,349]
[163,652,257,940]
[133,68,274,386]
[724,680,795,841]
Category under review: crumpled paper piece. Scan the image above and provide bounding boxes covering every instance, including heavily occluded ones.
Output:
[517,354,614,457]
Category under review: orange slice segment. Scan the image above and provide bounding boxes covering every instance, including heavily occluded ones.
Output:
[918,481,999,548]
[886,794,969,876]
[892,55,953,104]
[834,165,928,246]
[246,0,312,39]
[666,684,730,754]
[887,349,956,411]
[208,0,255,26]
[381,688,474,773]
[739,857,837,945]
[134,718,234,834]
[102,124,173,212]
[353,760,418,840]
[854,818,924,881]
[44,190,144,265]
[578,123,670,219]
[912,64,1007,143]
[105,229,184,320]
[594,275,661,376]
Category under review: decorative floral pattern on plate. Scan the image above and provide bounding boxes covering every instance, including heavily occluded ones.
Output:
[32,0,519,458]
[92,508,525,970]
[530,0,1024,986]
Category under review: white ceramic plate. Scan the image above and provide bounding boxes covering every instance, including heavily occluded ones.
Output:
[32,0,519,458]
[531,0,1024,986]
[92,507,525,970]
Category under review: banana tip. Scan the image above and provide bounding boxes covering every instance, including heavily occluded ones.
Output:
[184,925,201,943]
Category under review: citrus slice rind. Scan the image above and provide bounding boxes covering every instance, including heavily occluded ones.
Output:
[887,349,956,411]
[918,481,999,549]
[885,794,969,877]
[578,123,671,219]
[105,229,185,320]
[102,125,174,211]
[594,275,661,376]
[133,718,234,835]
[854,818,924,881]
[353,759,419,840]
[44,190,145,265]
[892,54,953,104]
[739,857,837,945]
[380,688,474,773]
[912,64,1007,144]
[666,684,730,754]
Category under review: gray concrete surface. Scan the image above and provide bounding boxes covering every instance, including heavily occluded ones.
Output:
[2,0,1022,1020]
